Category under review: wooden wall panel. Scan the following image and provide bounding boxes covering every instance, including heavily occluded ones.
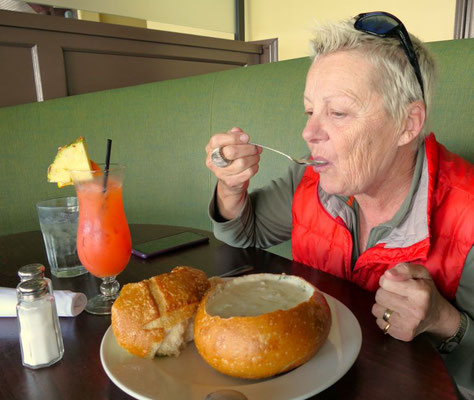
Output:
[0,43,40,107]
[0,10,271,108]
[64,51,237,95]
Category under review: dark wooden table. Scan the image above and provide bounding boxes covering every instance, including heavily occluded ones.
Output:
[0,224,458,400]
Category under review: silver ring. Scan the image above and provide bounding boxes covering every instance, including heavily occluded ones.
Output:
[211,147,232,168]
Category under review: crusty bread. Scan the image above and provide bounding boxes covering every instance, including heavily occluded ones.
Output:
[194,273,331,379]
[111,266,210,358]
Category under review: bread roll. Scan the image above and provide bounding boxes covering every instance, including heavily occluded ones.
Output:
[111,266,210,358]
[194,273,331,379]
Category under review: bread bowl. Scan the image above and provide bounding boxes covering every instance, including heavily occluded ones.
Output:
[111,266,210,358]
[194,273,331,379]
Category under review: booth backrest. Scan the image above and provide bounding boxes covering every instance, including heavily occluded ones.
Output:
[0,39,472,258]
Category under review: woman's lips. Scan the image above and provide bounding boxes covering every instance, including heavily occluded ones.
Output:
[312,156,330,170]
[313,156,328,163]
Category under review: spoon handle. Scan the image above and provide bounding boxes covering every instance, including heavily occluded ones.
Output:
[218,265,254,278]
[249,142,294,162]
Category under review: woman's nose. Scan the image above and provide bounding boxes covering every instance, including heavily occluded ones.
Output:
[302,115,329,143]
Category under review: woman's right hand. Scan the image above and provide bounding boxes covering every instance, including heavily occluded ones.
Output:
[205,127,262,220]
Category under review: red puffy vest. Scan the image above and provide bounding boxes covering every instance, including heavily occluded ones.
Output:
[291,134,474,299]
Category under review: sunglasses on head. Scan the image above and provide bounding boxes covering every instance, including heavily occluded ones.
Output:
[354,11,425,103]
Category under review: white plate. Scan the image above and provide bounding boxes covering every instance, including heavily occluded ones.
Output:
[100,293,362,400]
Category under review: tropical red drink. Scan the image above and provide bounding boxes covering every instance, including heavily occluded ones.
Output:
[76,174,131,277]
[72,164,131,315]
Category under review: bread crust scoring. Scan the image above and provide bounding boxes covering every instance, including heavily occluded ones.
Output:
[111,266,210,358]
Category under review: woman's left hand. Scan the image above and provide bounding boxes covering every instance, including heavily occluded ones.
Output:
[372,263,461,341]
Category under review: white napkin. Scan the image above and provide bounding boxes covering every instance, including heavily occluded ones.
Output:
[0,287,87,317]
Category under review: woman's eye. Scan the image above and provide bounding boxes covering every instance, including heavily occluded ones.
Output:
[331,111,346,118]
[305,110,313,117]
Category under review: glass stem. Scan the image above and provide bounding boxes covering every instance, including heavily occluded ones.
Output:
[100,276,120,299]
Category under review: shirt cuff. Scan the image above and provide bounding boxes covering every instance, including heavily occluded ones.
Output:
[208,185,252,239]
[439,314,474,392]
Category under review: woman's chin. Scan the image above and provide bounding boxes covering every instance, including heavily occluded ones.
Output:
[319,179,340,195]
[319,180,352,197]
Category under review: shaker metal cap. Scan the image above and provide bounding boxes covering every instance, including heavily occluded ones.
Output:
[17,278,48,299]
[18,263,46,281]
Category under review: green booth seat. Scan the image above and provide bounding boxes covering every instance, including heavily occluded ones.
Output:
[0,38,472,260]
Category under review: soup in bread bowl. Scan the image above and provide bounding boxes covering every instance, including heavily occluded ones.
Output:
[194,273,331,379]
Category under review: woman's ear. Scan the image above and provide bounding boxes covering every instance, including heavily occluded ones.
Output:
[398,101,426,146]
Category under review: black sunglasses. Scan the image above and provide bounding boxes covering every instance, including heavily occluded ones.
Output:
[354,11,425,103]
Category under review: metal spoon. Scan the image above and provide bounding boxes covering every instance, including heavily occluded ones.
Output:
[203,389,248,400]
[218,265,254,278]
[249,142,324,166]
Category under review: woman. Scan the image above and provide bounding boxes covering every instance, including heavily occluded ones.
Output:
[205,12,473,397]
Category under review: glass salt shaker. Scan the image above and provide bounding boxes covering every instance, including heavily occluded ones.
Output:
[16,279,64,369]
[18,263,53,293]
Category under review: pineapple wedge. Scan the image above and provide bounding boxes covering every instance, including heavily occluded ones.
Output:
[47,136,94,188]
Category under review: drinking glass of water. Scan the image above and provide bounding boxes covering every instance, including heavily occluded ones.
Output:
[36,197,88,278]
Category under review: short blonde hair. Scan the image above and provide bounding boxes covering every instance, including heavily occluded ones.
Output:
[309,18,437,142]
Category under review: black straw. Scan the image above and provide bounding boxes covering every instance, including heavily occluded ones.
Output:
[102,139,112,192]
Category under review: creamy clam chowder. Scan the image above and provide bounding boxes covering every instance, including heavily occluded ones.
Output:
[206,274,314,318]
